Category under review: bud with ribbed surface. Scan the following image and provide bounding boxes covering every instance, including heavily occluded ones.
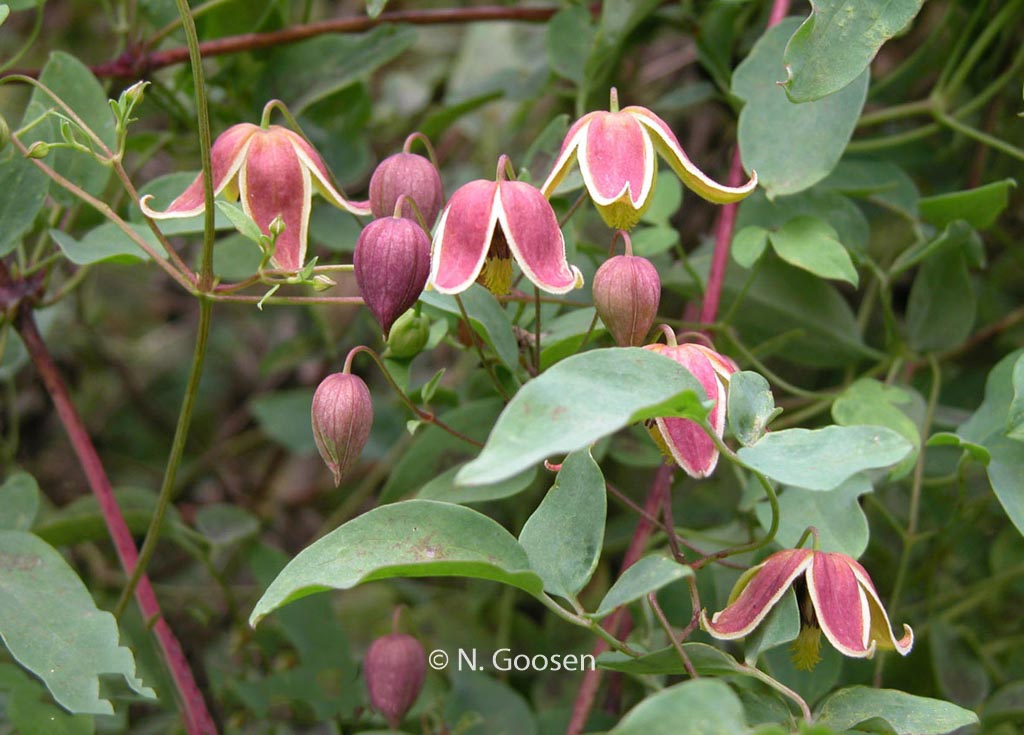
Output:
[363,630,427,730]
[311,372,373,486]
[354,214,431,338]
[592,232,661,347]
[369,134,444,228]
[384,309,431,359]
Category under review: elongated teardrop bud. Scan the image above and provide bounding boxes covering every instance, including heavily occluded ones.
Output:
[364,631,427,730]
[593,254,661,347]
[369,151,445,228]
[354,216,431,338]
[311,373,373,485]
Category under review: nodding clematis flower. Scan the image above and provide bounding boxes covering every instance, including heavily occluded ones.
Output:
[541,89,758,230]
[643,342,737,478]
[702,548,914,670]
[140,123,371,272]
[428,156,583,296]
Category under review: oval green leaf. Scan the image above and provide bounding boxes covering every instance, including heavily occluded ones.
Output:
[593,555,693,618]
[727,370,780,447]
[737,425,913,491]
[456,348,709,486]
[609,679,748,735]
[815,686,979,734]
[249,500,544,626]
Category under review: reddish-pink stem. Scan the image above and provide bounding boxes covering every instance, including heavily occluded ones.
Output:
[14,306,217,734]
[566,464,673,735]
[698,0,790,326]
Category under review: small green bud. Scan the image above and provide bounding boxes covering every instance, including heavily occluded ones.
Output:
[384,310,430,359]
[26,141,51,159]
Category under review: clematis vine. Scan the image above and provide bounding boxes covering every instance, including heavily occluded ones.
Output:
[541,89,758,230]
[702,548,914,670]
[428,155,583,296]
[643,339,737,478]
[140,121,370,272]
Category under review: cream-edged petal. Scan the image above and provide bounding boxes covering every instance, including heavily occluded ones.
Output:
[702,549,814,639]
[629,106,758,204]
[578,111,655,209]
[807,552,875,658]
[539,112,596,199]
[139,123,257,219]
[496,180,583,295]
[427,180,500,294]
[848,558,915,655]
[285,128,372,217]
[239,130,312,271]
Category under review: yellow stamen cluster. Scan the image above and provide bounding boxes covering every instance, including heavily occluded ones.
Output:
[479,256,513,296]
[790,625,822,671]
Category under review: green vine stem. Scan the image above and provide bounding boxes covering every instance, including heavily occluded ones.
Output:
[648,592,698,679]
[2,280,217,734]
[454,293,512,401]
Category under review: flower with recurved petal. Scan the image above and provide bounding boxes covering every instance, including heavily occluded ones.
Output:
[702,548,914,670]
[429,156,583,296]
[643,342,737,478]
[140,123,370,272]
[541,89,758,230]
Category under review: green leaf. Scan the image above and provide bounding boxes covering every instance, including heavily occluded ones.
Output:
[767,216,858,286]
[50,223,153,265]
[736,188,870,259]
[0,530,155,714]
[782,1,926,102]
[195,504,260,548]
[0,6,9,25]
[732,226,769,268]
[215,201,263,243]
[420,91,504,141]
[815,687,978,734]
[599,642,748,678]
[640,171,684,227]
[0,147,49,257]
[609,679,748,735]
[24,51,115,206]
[0,472,40,531]
[593,555,692,618]
[629,225,678,258]
[930,621,989,708]
[926,432,990,465]
[380,398,503,503]
[728,371,780,447]
[889,220,977,278]
[1008,355,1024,440]
[958,350,1024,536]
[539,307,607,371]
[445,672,537,735]
[744,587,799,664]
[365,0,387,19]
[734,19,869,198]
[420,285,519,371]
[518,450,606,600]
[583,0,661,97]
[756,475,874,558]
[249,388,316,454]
[546,5,595,85]
[457,348,709,486]
[906,247,975,352]
[0,663,94,735]
[249,500,544,626]
[264,25,417,112]
[737,425,913,491]
[820,159,919,217]
[919,179,1016,230]
[832,379,922,479]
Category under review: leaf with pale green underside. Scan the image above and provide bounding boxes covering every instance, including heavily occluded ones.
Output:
[0,472,40,531]
[0,663,94,735]
[592,555,692,618]
[906,246,975,352]
[457,348,709,486]
[958,350,1024,537]
[732,226,769,268]
[734,19,868,198]
[783,1,926,102]
[599,642,748,678]
[1008,356,1024,440]
[756,475,873,558]
[815,687,978,734]
[0,6,8,25]
[744,587,799,664]
[546,5,594,85]
[728,371,780,447]
[420,285,519,371]
[0,530,155,714]
[249,500,544,626]
[609,679,748,735]
[0,147,49,257]
[767,216,858,286]
[23,52,115,206]
[919,179,1016,230]
[737,425,913,491]
[833,379,921,479]
[417,464,537,505]
[50,224,153,265]
[519,450,605,600]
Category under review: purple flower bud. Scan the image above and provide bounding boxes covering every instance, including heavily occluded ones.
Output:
[363,633,427,730]
[311,373,373,486]
[592,254,661,347]
[369,152,445,228]
[354,217,431,337]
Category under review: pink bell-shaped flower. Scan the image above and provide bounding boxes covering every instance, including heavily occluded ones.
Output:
[140,123,371,272]
[428,156,583,296]
[541,89,758,230]
[702,548,914,669]
[643,341,737,478]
